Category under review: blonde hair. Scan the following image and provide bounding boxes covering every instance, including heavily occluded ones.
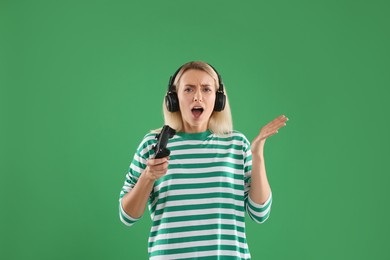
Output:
[161,61,233,135]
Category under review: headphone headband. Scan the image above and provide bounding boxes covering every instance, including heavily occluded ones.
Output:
[167,63,224,93]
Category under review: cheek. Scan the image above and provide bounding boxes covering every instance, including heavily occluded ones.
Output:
[178,94,192,106]
[207,94,216,104]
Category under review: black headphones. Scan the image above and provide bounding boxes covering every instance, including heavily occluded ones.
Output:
[165,62,226,112]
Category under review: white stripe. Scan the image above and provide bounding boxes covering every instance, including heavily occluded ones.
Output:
[150,239,248,252]
[170,148,242,156]
[139,143,156,156]
[247,205,270,219]
[153,186,244,202]
[150,208,245,222]
[169,157,242,165]
[244,169,251,179]
[150,217,245,232]
[155,176,243,191]
[149,229,246,244]
[119,200,139,225]
[154,177,245,195]
[133,153,147,165]
[169,139,245,147]
[165,166,243,175]
[125,172,138,185]
[129,164,143,175]
[248,192,272,208]
[119,214,132,226]
[149,250,250,260]
[154,197,244,212]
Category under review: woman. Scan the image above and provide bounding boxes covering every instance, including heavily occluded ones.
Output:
[119,61,288,259]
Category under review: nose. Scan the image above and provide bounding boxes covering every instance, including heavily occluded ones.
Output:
[193,89,202,102]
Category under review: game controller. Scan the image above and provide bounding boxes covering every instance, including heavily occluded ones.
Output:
[153,125,176,159]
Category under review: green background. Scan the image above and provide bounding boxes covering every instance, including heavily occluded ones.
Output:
[1,0,389,259]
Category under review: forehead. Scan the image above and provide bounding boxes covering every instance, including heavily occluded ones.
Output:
[178,69,216,86]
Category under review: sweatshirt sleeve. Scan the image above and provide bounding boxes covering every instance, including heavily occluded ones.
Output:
[247,192,272,223]
[119,134,156,226]
[242,135,272,224]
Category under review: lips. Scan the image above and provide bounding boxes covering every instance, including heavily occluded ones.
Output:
[191,106,204,118]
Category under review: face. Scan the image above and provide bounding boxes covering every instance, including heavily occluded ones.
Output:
[177,69,217,133]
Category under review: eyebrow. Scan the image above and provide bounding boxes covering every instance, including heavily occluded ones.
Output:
[184,84,211,87]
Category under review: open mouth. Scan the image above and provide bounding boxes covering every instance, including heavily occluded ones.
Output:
[191,107,204,118]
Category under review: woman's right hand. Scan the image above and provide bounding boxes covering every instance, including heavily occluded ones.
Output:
[144,157,170,181]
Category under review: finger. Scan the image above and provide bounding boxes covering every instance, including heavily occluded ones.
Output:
[149,160,169,171]
[148,157,169,166]
[154,161,169,172]
[272,115,288,126]
[146,163,169,179]
[261,116,287,131]
[271,121,287,132]
[260,123,285,137]
[255,115,288,142]
[278,114,289,121]
[271,115,288,125]
[266,116,288,130]
[260,130,279,140]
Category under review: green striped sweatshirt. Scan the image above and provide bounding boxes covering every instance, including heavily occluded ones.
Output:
[119,130,272,259]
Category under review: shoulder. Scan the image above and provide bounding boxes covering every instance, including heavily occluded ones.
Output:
[135,132,158,154]
[219,130,249,141]
[213,130,251,146]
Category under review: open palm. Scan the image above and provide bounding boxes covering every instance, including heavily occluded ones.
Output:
[251,115,288,155]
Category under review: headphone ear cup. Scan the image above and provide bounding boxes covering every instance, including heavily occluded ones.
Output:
[214,92,226,112]
[165,92,180,112]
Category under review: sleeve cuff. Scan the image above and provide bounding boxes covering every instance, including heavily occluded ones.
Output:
[248,191,272,209]
[119,199,141,226]
[247,192,272,224]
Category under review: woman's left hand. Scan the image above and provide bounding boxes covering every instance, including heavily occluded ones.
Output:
[251,114,289,156]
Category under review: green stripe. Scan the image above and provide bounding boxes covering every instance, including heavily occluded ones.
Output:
[170,144,244,151]
[248,210,270,223]
[152,212,245,227]
[150,223,245,237]
[170,133,246,143]
[149,233,246,247]
[153,182,244,200]
[172,153,243,160]
[161,182,243,192]
[120,211,137,224]
[193,256,246,260]
[168,161,243,170]
[149,244,248,257]
[124,179,133,185]
[153,202,244,217]
[154,192,244,208]
[132,158,146,169]
[156,171,243,182]
[247,196,272,213]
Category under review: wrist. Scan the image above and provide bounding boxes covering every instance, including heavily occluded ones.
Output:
[251,147,265,159]
[252,153,264,163]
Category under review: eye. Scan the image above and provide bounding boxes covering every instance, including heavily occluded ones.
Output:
[184,87,193,92]
[202,87,212,92]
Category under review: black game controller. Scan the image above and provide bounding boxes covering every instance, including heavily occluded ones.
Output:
[153,125,176,159]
